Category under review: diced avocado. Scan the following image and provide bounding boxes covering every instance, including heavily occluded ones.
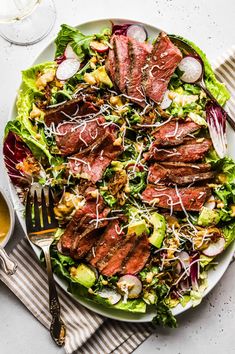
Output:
[127,220,148,236]
[91,66,113,87]
[70,264,96,288]
[149,212,166,248]
[197,207,220,227]
[111,160,124,171]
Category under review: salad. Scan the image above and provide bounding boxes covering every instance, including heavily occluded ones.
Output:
[3,22,235,328]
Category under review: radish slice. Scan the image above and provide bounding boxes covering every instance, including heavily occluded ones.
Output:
[177,251,190,270]
[90,40,109,53]
[204,195,216,210]
[64,43,79,60]
[56,58,80,81]
[126,24,147,42]
[160,90,172,109]
[178,56,203,83]
[97,288,121,305]
[202,237,225,257]
[117,275,142,299]
[178,278,190,292]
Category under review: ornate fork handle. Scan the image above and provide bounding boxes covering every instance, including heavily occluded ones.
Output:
[0,246,17,275]
[43,245,66,347]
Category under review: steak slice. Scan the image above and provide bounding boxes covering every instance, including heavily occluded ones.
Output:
[69,132,124,183]
[148,138,212,162]
[89,220,122,266]
[58,192,105,254]
[99,234,138,277]
[44,99,98,126]
[143,32,182,104]
[141,184,211,211]
[105,35,116,84]
[127,38,152,106]
[55,115,107,156]
[121,234,150,275]
[152,120,200,146]
[71,207,110,259]
[148,162,214,185]
[113,35,130,92]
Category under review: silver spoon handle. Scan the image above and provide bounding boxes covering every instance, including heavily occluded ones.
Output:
[0,246,17,275]
[199,80,235,131]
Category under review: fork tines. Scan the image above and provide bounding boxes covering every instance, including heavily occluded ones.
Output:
[26,188,58,234]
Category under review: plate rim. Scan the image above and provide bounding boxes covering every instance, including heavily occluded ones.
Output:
[6,17,235,322]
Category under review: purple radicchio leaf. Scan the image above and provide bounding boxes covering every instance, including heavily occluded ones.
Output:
[111,23,130,36]
[3,132,32,187]
[190,252,200,291]
[206,100,227,158]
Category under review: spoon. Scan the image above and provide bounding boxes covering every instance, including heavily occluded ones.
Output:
[0,245,17,275]
[169,35,235,131]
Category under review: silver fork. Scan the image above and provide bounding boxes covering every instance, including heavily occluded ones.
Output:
[26,188,66,347]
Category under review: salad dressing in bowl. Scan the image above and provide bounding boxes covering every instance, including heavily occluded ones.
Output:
[0,192,11,244]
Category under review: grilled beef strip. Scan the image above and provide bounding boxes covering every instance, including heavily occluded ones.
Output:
[69,131,124,183]
[105,35,116,84]
[55,115,107,156]
[147,138,212,162]
[121,234,150,275]
[113,35,130,93]
[152,119,200,146]
[88,220,122,266]
[142,184,211,211]
[100,234,138,276]
[127,38,152,106]
[148,162,215,185]
[44,98,98,126]
[143,32,182,104]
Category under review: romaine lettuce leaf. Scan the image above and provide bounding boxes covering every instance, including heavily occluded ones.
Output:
[222,222,235,248]
[21,62,56,94]
[172,35,230,106]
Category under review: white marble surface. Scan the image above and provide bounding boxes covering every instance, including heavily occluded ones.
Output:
[0,0,235,353]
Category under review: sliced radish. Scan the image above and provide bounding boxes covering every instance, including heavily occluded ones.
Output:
[160,90,172,109]
[64,43,79,60]
[178,278,190,292]
[178,56,203,83]
[126,24,147,42]
[56,58,81,81]
[117,275,142,299]
[90,40,109,53]
[202,237,225,257]
[204,195,216,210]
[97,288,121,305]
[177,251,190,269]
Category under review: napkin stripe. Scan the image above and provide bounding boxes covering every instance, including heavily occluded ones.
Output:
[1,47,235,354]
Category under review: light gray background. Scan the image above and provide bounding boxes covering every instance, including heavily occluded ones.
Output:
[0,0,235,353]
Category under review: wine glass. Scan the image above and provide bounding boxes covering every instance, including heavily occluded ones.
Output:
[0,0,56,45]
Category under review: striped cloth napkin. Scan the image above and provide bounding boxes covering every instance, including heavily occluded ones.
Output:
[0,46,235,354]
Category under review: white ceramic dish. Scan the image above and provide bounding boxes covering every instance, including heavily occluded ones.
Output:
[7,18,235,322]
[0,187,15,248]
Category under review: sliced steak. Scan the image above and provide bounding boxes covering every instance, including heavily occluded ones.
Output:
[142,184,211,211]
[148,138,212,162]
[127,38,152,106]
[113,35,130,92]
[143,32,182,104]
[100,234,137,277]
[152,120,200,146]
[71,207,110,259]
[69,132,124,183]
[148,162,214,185]
[44,99,98,126]
[106,35,116,84]
[89,220,122,266]
[121,234,150,275]
[56,115,107,156]
[58,193,106,254]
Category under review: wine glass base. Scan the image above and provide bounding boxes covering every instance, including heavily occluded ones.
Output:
[0,0,56,46]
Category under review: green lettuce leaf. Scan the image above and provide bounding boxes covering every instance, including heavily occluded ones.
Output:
[21,62,56,94]
[172,35,230,106]
[152,300,177,328]
[222,222,235,248]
